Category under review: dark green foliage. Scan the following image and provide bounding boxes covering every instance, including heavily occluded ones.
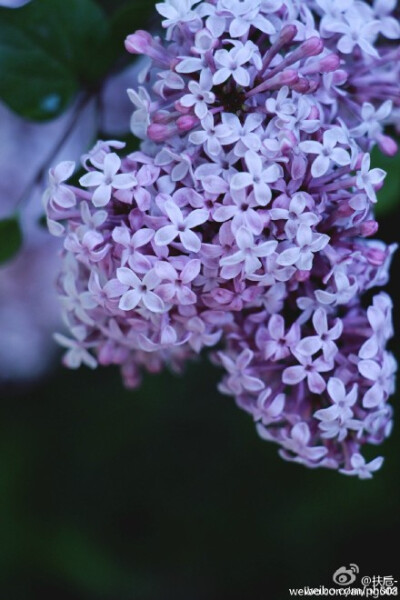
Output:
[0,215,22,264]
[0,0,113,121]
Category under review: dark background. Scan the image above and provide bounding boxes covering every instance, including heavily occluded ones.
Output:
[0,1,399,598]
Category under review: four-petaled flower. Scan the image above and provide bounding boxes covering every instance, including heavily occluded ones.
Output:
[45,161,76,210]
[356,153,386,203]
[277,224,329,271]
[155,259,201,305]
[219,348,264,395]
[314,377,358,423]
[155,200,208,252]
[256,314,300,361]
[80,153,133,207]
[283,353,332,394]
[220,226,277,277]
[339,453,384,479]
[279,422,328,462]
[189,113,232,156]
[180,69,216,119]
[296,308,342,361]
[358,354,397,408]
[213,41,260,87]
[299,129,351,178]
[230,150,281,206]
[116,267,165,313]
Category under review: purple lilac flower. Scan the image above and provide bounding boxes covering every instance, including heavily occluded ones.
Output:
[45,0,400,478]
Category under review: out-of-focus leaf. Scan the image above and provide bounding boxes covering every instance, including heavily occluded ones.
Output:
[373,146,400,216]
[0,215,22,264]
[44,527,144,596]
[97,0,132,15]
[110,0,157,50]
[0,0,113,121]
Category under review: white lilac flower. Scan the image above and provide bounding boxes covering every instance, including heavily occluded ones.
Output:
[356,153,386,203]
[255,314,300,361]
[230,150,281,206]
[213,41,261,87]
[45,0,400,478]
[276,224,329,271]
[116,267,165,313]
[220,226,277,278]
[44,161,76,210]
[283,352,332,394]
[154,200,208,252]
[213,187,263,235]
[279,422,328,462]
[189,112,232,156]
[155,259,201,305]
[299,129,351,178]
[358,354,397,408]
[218,348,264,395]
[373,0,400,39]
[339,453,384,480]
[54,326,98,370]
[295,308,342,361]
[314,377,358,423]
[221,112,264,157]
[155,0,201,35]
[322,8,381,57]
[220,0,276,38]
[180,69,216,119]
[79,153,133,207]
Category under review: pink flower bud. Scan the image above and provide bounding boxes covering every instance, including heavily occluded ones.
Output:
[299,37,324,59]
[177,115,199,132]
[125,31,171,67]
[147,123,176,142]
[291,78,311,93]
[125,30,153,54]
[152,111,173,124]
[307,80,319,94]
[377,134,398,157]
[281,69,299,85]
[337,203,354,218]
[361,220,379,237]
[319,53,341,73]
[279,24,298,45]
[302,53,340,75]
[366,248,386,266]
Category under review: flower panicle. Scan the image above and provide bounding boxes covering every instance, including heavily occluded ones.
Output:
[45,0,400,478]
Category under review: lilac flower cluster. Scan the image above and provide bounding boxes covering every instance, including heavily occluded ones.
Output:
[45,0,400,478]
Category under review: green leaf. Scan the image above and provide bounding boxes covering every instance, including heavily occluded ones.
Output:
[110,0,156,51]
[97,0,134,15]
[0,0,113,121]
[0,215,23,265]
[373,146,400,216]
[44,527,136,595]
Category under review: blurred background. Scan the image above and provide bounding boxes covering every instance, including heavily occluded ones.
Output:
[0,1,399,598]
